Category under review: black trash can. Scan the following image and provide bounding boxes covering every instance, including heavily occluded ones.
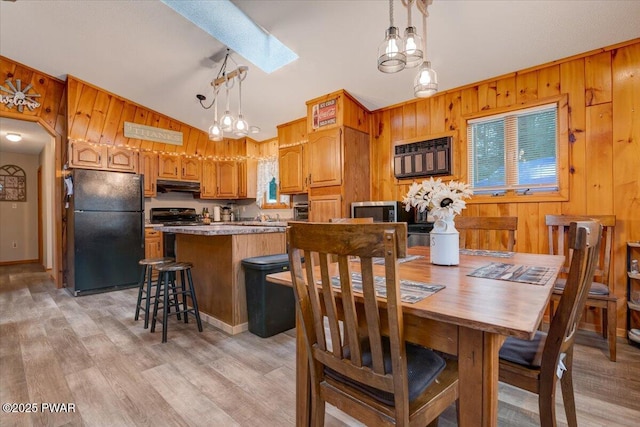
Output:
[242,253,296,338]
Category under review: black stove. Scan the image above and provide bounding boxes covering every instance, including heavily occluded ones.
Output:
[150,207,199,225]
[150,208,200,258]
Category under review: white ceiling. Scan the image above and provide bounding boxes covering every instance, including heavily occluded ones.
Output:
[1,0,639,155]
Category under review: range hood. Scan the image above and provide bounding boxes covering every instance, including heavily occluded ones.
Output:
[156,179,201,193]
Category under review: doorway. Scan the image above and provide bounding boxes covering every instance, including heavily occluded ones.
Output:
[0,116,60,284]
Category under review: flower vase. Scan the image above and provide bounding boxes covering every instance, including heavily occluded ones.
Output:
[430,213,459,266]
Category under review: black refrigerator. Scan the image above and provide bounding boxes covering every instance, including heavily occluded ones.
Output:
[66,169,145,296]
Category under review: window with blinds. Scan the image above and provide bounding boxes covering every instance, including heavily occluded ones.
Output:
[467,103,558,195]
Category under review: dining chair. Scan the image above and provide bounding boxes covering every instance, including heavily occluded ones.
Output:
[287,222,459,426]
[545,214,617,361]
[455,216,518,251]
[499,220,602,427]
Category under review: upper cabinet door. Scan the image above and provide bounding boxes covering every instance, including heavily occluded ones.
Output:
[200,159,217,199]
[279,144,306,193]
[180,157,201,181]
[107,147,138,173]
[217,161,238,198]
[157,154,180,179]
[69,141,106,169]
[139,152,157,197]
[308,127,342,188]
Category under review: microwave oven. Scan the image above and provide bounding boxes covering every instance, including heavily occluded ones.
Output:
[351,201,412,223]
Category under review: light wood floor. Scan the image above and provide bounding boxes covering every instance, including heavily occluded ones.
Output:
[1,263,639,427]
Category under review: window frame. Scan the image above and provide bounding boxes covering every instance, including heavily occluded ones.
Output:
[461,94,569,204]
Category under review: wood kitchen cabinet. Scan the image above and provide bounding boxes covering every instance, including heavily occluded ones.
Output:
[157,154,201,181]
[200,137,258,200]
[304,90,371,221]
[144,228,163,259]
[216,161,239,198]
[139,152,157,197]
[201,159,251,200]
[200,159,218,198]
[309,194,342,222]
[68,141,138,173]
[277,117,308,194]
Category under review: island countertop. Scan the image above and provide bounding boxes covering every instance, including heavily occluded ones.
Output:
[154,223,286,235]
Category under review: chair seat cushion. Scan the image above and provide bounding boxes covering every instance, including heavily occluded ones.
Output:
[554,278,609,295]
[324,336,446,406]
[499,331,547,369]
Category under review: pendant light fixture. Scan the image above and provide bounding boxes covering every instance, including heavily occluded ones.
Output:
[220,76,235,132]
[207,87,223,141]
[196,48,259,140]
[378,0,406,73]
[403,0,423,68]
[233,67,249,136]
[413,0,438,97]
[377,0,438,98]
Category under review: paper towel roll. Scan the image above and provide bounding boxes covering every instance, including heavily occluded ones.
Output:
[213,206,221,222]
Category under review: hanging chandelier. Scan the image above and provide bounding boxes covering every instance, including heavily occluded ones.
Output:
[196,48,259,141]
[377,0,438,98]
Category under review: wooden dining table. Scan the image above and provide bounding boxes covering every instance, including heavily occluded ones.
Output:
[266,246,565,427]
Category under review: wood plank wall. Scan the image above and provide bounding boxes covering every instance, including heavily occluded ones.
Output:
[0,55,67,287]
[369,39,640,335]
[66,76,254,159]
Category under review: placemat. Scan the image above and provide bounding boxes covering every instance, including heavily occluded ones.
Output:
[459,249,515,258]
[328,272,444,304]
[467,262,557,285]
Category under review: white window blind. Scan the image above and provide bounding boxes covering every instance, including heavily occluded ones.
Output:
[467,103,558,194]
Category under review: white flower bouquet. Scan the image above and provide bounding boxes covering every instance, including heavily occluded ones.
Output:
[402,177,473,232]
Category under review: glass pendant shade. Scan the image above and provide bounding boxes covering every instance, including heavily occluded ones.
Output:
[414,61,438,98]
[377,26,406,73]
[220,111,234,132]
[403,26,423,68]
[209,122,223,141]
[233,114,249,136]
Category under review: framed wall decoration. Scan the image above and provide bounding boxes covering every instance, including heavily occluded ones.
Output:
[0,164,27,202]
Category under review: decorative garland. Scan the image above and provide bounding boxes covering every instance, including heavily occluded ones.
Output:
[67,138,272,162]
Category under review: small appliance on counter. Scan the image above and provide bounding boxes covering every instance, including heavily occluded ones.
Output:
[293,203,309,221]
[350,201,412,223]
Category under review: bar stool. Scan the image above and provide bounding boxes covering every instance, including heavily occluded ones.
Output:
[134,257,174,329]
[151,261,203,343]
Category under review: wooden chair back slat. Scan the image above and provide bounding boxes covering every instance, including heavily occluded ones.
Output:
[545,214,615,283]
[455,216,518,251]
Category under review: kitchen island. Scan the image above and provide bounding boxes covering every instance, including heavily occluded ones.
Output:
[156,224,287,334]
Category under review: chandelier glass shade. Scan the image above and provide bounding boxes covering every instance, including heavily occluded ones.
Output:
[378,26,406,73]
[403,26,423,68]
[414,60,438,97]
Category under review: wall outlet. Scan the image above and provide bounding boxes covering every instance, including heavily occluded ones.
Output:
[12,241,17,248]
[11,203,17,209]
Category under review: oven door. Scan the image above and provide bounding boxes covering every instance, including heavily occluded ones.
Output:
[163,232,176,258]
